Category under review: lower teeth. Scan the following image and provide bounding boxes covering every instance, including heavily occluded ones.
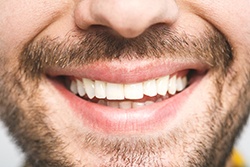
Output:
[98,99,160,109]
[93,95,169,109]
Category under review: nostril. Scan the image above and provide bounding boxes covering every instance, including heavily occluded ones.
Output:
[74,0,179,38]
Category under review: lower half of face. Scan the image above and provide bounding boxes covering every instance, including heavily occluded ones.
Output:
[1,10,250,167]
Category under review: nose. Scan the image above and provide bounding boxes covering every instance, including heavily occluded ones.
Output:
[74,0,179,38]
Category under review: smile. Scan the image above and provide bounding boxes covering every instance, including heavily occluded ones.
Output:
[48,59,208,133]
[69,73,188,109]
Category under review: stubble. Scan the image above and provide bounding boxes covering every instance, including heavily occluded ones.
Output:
[0,25,249,167]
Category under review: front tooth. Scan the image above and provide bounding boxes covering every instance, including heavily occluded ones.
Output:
[76,79,86,96]
[168,75,177,95]
[83,78,95,99]
[143,79,157,97]
[106,83,124,100]
[70,80,78,94]
[95,80,106,99]
[156,75,169,96]
[119,101,132,109]
[124,83,143,99]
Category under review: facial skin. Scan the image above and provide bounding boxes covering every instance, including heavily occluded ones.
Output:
[0,0,250,166]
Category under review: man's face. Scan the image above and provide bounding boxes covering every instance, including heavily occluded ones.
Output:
[0,0,250,166]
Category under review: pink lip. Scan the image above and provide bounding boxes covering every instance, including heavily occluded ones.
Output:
[47,58,207,83]
[47,59,207,134]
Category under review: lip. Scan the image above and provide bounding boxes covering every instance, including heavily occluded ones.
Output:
[47,58,207,83]
[47,59,207,134]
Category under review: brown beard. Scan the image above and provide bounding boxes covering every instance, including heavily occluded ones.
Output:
[19,25,232,80]
[0,24,249,167]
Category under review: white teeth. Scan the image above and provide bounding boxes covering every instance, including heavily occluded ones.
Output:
[95,81,106,99]
[168,75,177,95]
[70,74,188,102]
[70,80,78,94]
[182,77,187,90]
[143,79,157,97]
[176,77,187,92]
[156,75,169,96]
[106,83,124,100]
[76,79,85,96]
[83,78,95,99]
[124,83,143,99]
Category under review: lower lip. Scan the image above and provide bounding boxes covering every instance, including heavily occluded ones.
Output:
[50,75,203,134]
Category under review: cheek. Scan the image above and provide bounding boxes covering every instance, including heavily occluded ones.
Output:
[0,0,70,53]
[185,0,250,52]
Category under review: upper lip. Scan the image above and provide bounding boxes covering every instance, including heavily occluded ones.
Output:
[46,58,208,83]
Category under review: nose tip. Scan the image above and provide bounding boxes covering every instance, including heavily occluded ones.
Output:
[75,0,179,38]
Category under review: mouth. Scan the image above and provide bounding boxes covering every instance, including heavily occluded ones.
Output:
[47,59,208,133]
[69,71,188,109]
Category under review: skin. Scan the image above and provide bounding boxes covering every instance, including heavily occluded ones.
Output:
[0,0,250,166]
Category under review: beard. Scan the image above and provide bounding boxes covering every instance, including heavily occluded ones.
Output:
[0,24,249,167]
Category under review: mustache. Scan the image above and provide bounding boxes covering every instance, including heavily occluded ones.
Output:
[20,25,232,79]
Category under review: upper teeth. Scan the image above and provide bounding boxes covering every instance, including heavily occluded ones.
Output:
[70,74,188,100]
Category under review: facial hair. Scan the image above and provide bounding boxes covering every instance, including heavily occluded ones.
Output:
[0,25,249,167]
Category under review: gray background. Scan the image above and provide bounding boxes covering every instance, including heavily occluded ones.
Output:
[0,120,250,166]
